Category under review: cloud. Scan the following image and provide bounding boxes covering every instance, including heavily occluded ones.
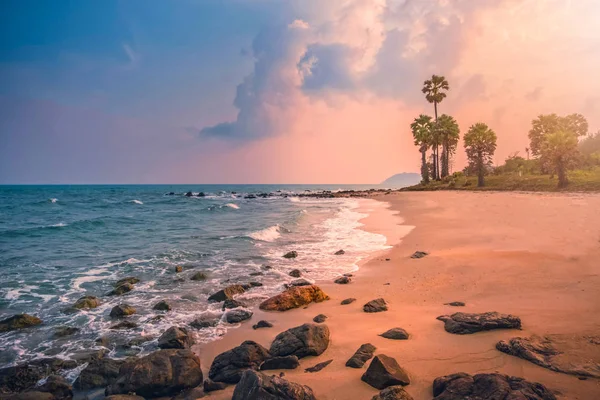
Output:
[525,87,543,101]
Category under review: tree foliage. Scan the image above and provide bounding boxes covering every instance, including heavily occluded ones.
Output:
[411,114,433,183]
[528,113,588,156]
[464,123,497,187]
[436,114,460,177]
[539,130,579,188]
[422,74,450,180]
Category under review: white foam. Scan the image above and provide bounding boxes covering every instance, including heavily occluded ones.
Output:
[51,222,67,227]
[49,198,58,203]
[224,203,240,209]
[131,200,143,205]
[248,225,281,242]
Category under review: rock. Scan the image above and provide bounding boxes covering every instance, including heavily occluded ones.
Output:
[270,323,330,359]
[207,284,246,302]
[203,378,227,392]
[171,386,206,400]
[253,320,273,330]
[158,326,194,349]
[371,386,414,400]
[153,300,172,311]
[346,343,377,368]
[437,312,522,334]
[304,359,333,373]
[110,321,138,330]
[341,298,356,305]
[283,251,298,259]
[197,192,205,197]
[260,356,300,371]
[410,251,428,259]
[107,282,133,296]
[496,334,600,378]
[73,296,100,309]
[286,279,312,288]
[250,272,263,276]
[71,348,108,364]
[444,301,465,307]
[190,271,207,281]
[190,316,220,329]
[232,369,316,400]
[289,269,302,277]
[106,349,203,398]
[175,265,183,273]
[181,294,199,302]
[380,328,409,340]
[2,392,55,400]
[225,309,253,323]
[54,326,80,338]
[208,340,271,384]
[334,276,351,284]
[364,298,388,313]
[0,358,77,393]
[115,277,140,286]
[432,372,556,400]
[313,314,327,323]
[249,281,263,287]
[361,355,410,389]
[223,299,247,310]
[262,265,273,270]
[259,285,329,311]
[0,314,42,332]
[106,396,145,400]
[334,249,345,255]
[38,374,73,400]
[74,358,125,390]
[110,304,136,318]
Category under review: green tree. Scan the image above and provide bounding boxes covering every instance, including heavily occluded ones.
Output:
[436,114,460,178]
[464,123,497,187]
[528,113,588,156]
[422,75,449,180]
[539,130,579,188]
[410,114,433,184]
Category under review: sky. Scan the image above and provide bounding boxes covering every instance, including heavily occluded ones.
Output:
[1,0,599,184]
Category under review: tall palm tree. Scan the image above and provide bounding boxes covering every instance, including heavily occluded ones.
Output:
[411,114,433,183]
[436,114,460,178]
[422,75,450,180]
[464,123,497,187]
[540,130,578,188]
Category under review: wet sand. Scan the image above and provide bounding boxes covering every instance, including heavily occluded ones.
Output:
[196,191,600,399]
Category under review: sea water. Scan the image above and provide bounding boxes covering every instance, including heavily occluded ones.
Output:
[0,184,390,368]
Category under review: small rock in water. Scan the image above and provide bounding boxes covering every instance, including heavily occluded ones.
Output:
[313,314,327,323]
[115,277,140,287]
[54,326,80,338]
[73,295,100,310]
[346,343,376,368]
[208,284,246,302]
[110,321,138,330]
[341,298,356,305]
[190,316,220,329]
[262,265,273,270]
[249,281,263,287]
[38,374,73,400]
[437,312,521,334]
[283,251,298,259]
[410,251,428,259]
[304,359,333,373]
[334,276,351,284]
[286,278,313,288]
[344,273,353,277]
[153,300,172,311]
[249,272,263,276]
[185,191,193,197]
[361,354,410,389]
[175,265,183,273]
[225,309,253,323]
[252,320,273,330]
[222,299,247,310]
[158,326,194,349]
[444,301,465,307]
[380,328,409,340]
[289,269,302,278]
[190,271,207,281]
[232,370,316,400]
[107,282,134,296]
[334,249,345,255]
[110,304,136,318]
[371,385,414,400]
[0,313,42,332]
[203,378,228,392]
[260,355,300,370]
[364,298,388,313]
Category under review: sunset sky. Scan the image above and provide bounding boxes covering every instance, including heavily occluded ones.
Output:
[1,0,599,184]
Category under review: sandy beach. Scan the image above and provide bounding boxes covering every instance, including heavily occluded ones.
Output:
[197,191,600,399]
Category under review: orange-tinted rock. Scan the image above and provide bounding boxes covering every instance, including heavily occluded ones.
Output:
[259,285,329,312]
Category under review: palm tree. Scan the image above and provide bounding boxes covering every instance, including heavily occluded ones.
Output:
[464,123,497,187]
[539,130,578,188]
[422,75,449,180]
[411,114,433,183]
[436,114,460,177]
[525,147,530,160]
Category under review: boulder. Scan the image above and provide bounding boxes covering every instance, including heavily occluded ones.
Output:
[106,396,145,400]
[444,302,465,307]
[110,304,136,318]
[203,378,227,392]
[110,321,138,330]
[286,279,312,288]
[304,359,333,373]
[334,276,351,284]
[334,249,345,255]
[364,298,388,313]
[260,356,300,371]
[222,299,247,310]
[313,314,327,323]
[158,326,194,349]
[190,316,220,329]
[185,192,193,197]
[190,272,207,281]
[73,296,100,309]
[107,282,133,296]
[38,375,73,400]
[259,285,329,312]
[106,349,203,398]
[53,326,79,338]
[207,284,246,302]
[410,251,428,259]
[0,358,77,393]
[0,314,42,332]
[361,355,410,389]
[232,370,316,400]
[2,392,55,400]
[115,277,140,286]
[153,300,172,311]
[253,320,273,330]
[289,269,302,277]
[197,192,206,197]
[74,358,125,390]
[432,372,556,400]
[208,340,271,384]
[225,309,253,323]
[380,328,409,340]
[341,298,356,305]
[283,251,298,259]
[437,312,521,334]
[346,343,376,368]
[171,386,206,400]
[270,323,330,359]
[372,386,414,400]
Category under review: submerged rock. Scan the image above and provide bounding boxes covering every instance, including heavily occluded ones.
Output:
[208,340,271,384]
[38,374,73,400]
[252,320,273,330]
[410,251,428,259]
[74,358,125,390]
[105,396,145,400]
[153,300,171,311]
[380,328,409,340]
[372,386,414,400]
[346,343,377,368]
[260,355,300,371]
[110,321,138,330]
[341,298,356,305]
[432,372,556,400]
[106,349,203,398]
[283,251,298,259]
[437,312,521,334]
[286,278,313,288]
[115,277,140,286]
[334,276,351,284]
[304,359,333,373]
[313,314,327,323]
[175,265,183,273]
[0,314,42,332]
[207,284,246,302]
[158,326,194,349]
[190,315,220,329]
[361,355,410,390]
[53,326,80,338]
[73,296,100,310]
[232,370,316,400]
[190,271,207,281]
[109,304,136,318]
[259,285,329,311]
[364,298,388,313]
[107,282,133,296]
[225,308,253,323]
[223,299,247,310]
[289,269,302,277]
[270,323,330,359]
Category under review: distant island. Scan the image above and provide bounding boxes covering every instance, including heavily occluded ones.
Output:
[380,172,421,188]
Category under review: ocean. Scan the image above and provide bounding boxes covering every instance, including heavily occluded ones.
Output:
[0,184,391,369]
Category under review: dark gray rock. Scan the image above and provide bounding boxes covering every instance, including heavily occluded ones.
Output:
[270,323,330,359]
[304,359,332,373]
[38,374,73,400]
[334,276,351,284]
[190,272,207,281]
[208,340,271,384]
[437,312,522,334]
[223,299,247,310]
[364,298,388,313]
[0,314,42,332]
[207,284,246,302]
[3,392,55,400]
[109,304,136,318]
[444,302,465,307]
[110,321,138,330]
[190,315,220,329]
[371,385,414,400]
[253,320,273,330]
[289,269,302,278]
[410,251,428,259]
[361,355,410,389]
[203,378,228,392]
[334,249,345,255]
[341,298,356,305]
[54,326,80,338]
[0,358,77,393]
[260,356,300,371]
[286,279,313,288]
[346,343,376,368]
[232,370,316,400]
[115,277,140,286]
[380,328,409,340]
[158,326,194,349]
[249,281,263,287]
[153,300,172,311]
[432,372,556,400]
[225,309,253,323]
[73,296,100,309]
[313,314,327,323]
[107,282,133,296]
[283,251,299,259]
[250,272,264,276]
[74,358,125,390]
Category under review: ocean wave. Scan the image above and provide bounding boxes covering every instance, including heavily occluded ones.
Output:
[224,203,239,209]
[248,225,282,242]
[49,198,58,203]
[50,222,67,228]
[131,200,144,205]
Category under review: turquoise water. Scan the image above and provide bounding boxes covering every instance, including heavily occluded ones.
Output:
[0,184,389,368]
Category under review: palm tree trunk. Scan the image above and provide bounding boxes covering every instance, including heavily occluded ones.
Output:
[557,158,568,188]
[477,152,485,187]
[441,142,448,178]
[420,147,429,183]
[433,102,440,180]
